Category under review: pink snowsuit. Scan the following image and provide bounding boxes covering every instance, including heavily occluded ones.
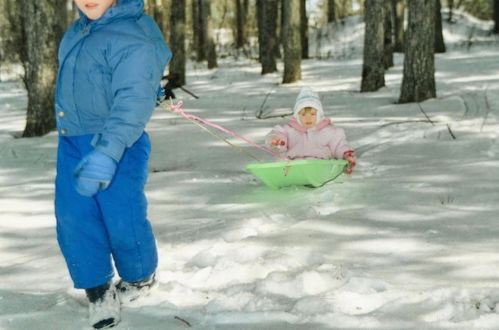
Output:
[265,118,352,160]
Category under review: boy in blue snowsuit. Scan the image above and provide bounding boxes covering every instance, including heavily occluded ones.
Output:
[54,0,171,328]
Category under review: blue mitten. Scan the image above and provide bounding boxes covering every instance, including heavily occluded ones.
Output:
[74,150,118,197]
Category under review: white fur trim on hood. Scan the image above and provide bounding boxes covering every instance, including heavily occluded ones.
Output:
[292,87,324,124]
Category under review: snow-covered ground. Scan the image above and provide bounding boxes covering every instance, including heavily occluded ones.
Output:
[2,12,499,330]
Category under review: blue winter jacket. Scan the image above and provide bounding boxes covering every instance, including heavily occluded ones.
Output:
[55,0,171,161]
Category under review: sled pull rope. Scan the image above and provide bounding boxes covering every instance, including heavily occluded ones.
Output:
[162,99,291,162]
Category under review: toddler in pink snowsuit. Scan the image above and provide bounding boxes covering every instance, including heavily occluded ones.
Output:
[265,87,356,173]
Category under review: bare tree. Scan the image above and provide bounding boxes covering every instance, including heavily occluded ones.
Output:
[393,0,405,52]
[361,0,385,92]
[300,0,309,59]
[448,0,454,22]
[384,0,394,69]
[282,0,301,83]
[235,0,248,49]
[170,0,186,85]
[2,0,24,69]
[193,0,205,61]
[258,0,279,74]
[435,0,446,53]
[327,0,336,23]
[399,0,436,103]
[494,0,499,34]
[18,0,66,137]
[202,0,217,69]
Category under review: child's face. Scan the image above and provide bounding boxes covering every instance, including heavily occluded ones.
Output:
[298,108,318,129]
[74,0,117,20]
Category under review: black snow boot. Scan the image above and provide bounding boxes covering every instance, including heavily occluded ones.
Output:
[85,282,121,329]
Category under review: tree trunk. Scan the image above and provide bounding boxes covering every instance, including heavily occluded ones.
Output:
[259,0,278,74]
[153,0,170,41]
[384,0,394,69]
[203,0,217,69]
[282,0,301,83]
[337,0,353,19]
[235,0,246,49]
[435,0,446,53]
[170,0,186,85]
[327,0,336,23]
[3,0,25,66]
[194,0,206,61]
[300,0,309,59]
[19,0,66,137]
[393,0,405,52]
[448,0,454,22]
[494,0,499,34]
[361,0,385,92]
[399,0,436,103]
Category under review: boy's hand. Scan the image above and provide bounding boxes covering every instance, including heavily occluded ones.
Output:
[343,150,356,174]
[74,150,118,197]
[270,138,285,147]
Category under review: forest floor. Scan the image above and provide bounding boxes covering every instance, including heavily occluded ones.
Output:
[1,11,499,330]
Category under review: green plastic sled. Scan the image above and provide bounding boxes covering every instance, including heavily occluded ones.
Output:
[246,159,348,189]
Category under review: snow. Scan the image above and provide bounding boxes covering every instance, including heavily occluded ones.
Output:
[2,11,499,330]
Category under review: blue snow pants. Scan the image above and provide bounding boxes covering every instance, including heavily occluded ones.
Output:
[55,133,157,289]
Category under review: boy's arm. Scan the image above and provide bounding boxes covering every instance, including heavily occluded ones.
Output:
[92,40,172,162]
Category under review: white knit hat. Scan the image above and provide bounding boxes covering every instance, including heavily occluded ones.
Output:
[292,87,324,123]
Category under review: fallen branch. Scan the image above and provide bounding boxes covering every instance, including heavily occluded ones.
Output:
[446,124,457,140]
[180,86,199,99]
[256,92,272,119]
[380,119,435,128]
[417,103,435,126]
[174,316,192,327]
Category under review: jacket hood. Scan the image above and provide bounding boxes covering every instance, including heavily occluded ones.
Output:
[78,0,144,26]
[292,87,325,124]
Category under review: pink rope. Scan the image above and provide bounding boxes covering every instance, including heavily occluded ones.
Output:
[168,100,291,162]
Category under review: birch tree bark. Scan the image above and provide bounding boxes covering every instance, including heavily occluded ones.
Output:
[19,0,66,137]
[360,0,385,92]
[282,0,301,83]
[399,0,436,103]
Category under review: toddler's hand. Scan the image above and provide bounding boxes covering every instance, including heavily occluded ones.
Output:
[270,138,285,147]
[343,150,356,174]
